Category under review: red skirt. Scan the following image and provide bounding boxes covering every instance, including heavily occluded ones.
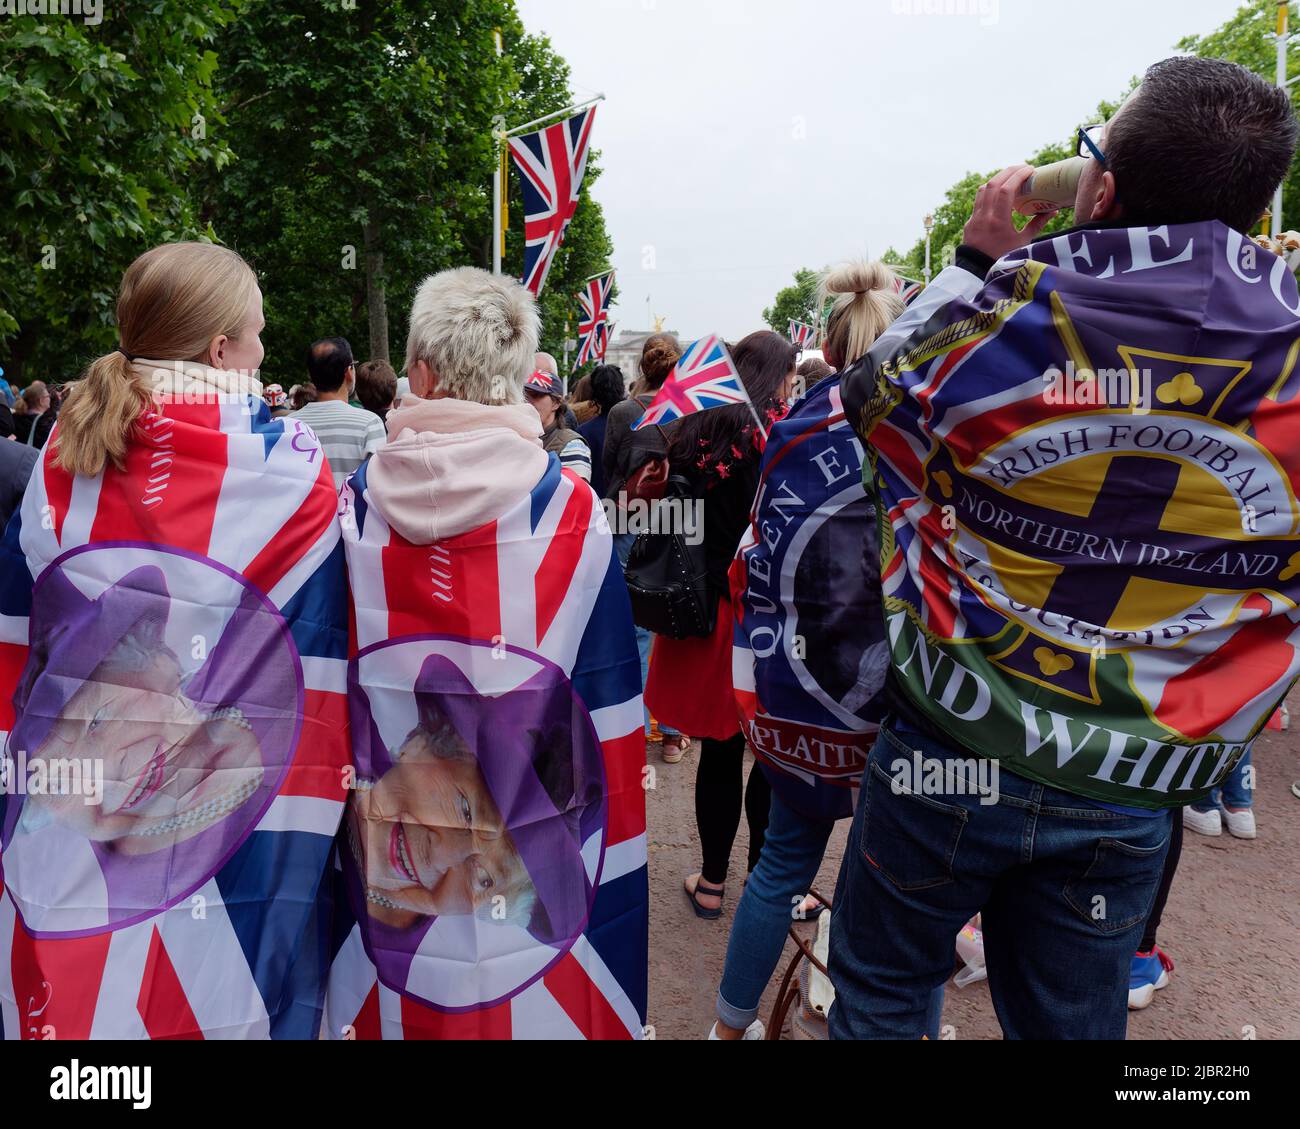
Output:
[645,599,741,741]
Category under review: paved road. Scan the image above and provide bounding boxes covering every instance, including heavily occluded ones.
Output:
[646,704,1300,1041]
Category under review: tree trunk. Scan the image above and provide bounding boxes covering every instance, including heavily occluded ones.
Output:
[362,219,389,363]
[7,320,38,386]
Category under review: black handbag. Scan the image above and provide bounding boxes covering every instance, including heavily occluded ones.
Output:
[623,475,717,641]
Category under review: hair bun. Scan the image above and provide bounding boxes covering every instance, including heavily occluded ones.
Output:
[640,334,682,385]
[822,260,897,298]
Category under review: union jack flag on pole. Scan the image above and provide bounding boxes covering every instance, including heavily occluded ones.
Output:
[634,335,757,431]
[575,270,616,368]
[508,106,598,297]
[788,321,818,352]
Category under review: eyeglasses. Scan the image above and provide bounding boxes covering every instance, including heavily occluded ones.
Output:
[1077,123,1107,165]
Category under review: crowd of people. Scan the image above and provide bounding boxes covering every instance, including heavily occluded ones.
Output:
[0,53,1297,1041]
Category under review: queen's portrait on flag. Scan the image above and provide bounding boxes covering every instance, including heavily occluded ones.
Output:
[343,647,606,1011]
[3,551,303,938]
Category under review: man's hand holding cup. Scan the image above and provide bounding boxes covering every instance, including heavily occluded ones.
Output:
[963,165,1055,263]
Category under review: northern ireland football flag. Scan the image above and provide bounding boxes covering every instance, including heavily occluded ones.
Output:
[324,457,648,1040]
[0,373,349,1040]
[509,106,598,297]
[842,221,1300,811]
[576,271,616,368]
[634,335,752,431]
[789,321,818,351]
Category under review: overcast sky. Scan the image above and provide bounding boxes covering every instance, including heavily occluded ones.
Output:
[515,0,1251,342]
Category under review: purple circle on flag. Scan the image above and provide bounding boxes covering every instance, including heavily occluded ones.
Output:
[1,544,304,938]
[344,637,608,1013]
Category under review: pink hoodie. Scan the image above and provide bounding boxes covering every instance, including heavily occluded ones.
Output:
[365,397,550,545]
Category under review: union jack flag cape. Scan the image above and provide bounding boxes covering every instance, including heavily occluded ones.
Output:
[323,457,648,1040]
[0,381,349,1039]
[575,271,616,369]
[731,375,886,822]
[509,106,598,297]
[842,222,1300,810]
[788,321,818,352]
[634,335,752,431]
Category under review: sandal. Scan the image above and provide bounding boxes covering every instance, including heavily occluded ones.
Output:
[684,875,725,920]
[662,734,691,765]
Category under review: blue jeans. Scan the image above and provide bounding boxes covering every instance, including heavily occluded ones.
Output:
[614,530,678,738]
[828,725,1173,1040]
[717,789,944,1036]
[1192,747,1253,812]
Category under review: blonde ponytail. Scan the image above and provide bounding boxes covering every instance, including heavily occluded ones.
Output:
[817,260,905,369]
[54,352,153,477]
[53,242,258,478]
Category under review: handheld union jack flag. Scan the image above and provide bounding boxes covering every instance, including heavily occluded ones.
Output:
[576,271,616,368]
[634,335,753,431]
[893,275,925,305]
[508,106,598,297]
[788,321,818,352]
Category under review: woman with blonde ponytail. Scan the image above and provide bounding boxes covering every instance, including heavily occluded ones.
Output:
[817,260,906,376]
[0,243,349,1041]
[55,242,266,477]
[705,260,950,1040]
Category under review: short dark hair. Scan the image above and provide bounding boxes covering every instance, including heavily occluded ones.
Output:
[1107,56,1299,234]
[305,338,355,394]
[589,365,626,415]
[288,383,317,411]
[355,360,398,416]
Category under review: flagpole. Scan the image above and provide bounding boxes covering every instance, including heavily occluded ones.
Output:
[503,94,605,141]
[492,93,605,278]
[492,30,505,277]
[492,129,503,276]
[1275,2,1291,238]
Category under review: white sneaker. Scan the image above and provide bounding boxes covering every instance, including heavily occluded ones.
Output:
[1223,808,1257,840]
[707,1021,765,1041]
[1183,807,1222,837]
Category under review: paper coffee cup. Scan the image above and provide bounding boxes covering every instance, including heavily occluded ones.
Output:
[1014,157,1088,216]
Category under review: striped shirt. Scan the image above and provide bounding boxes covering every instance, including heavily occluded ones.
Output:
[291,400,386,490]
[558,437,592,482]
[542,425,592,483]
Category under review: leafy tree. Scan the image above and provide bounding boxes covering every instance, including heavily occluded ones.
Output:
[203,0,521,384]
[1180,0,1299,233]
[880,247,915,274]
[762,268,821,336]
[201,2,615,386]
[0,0,244,384]
[894,0,1297,279]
